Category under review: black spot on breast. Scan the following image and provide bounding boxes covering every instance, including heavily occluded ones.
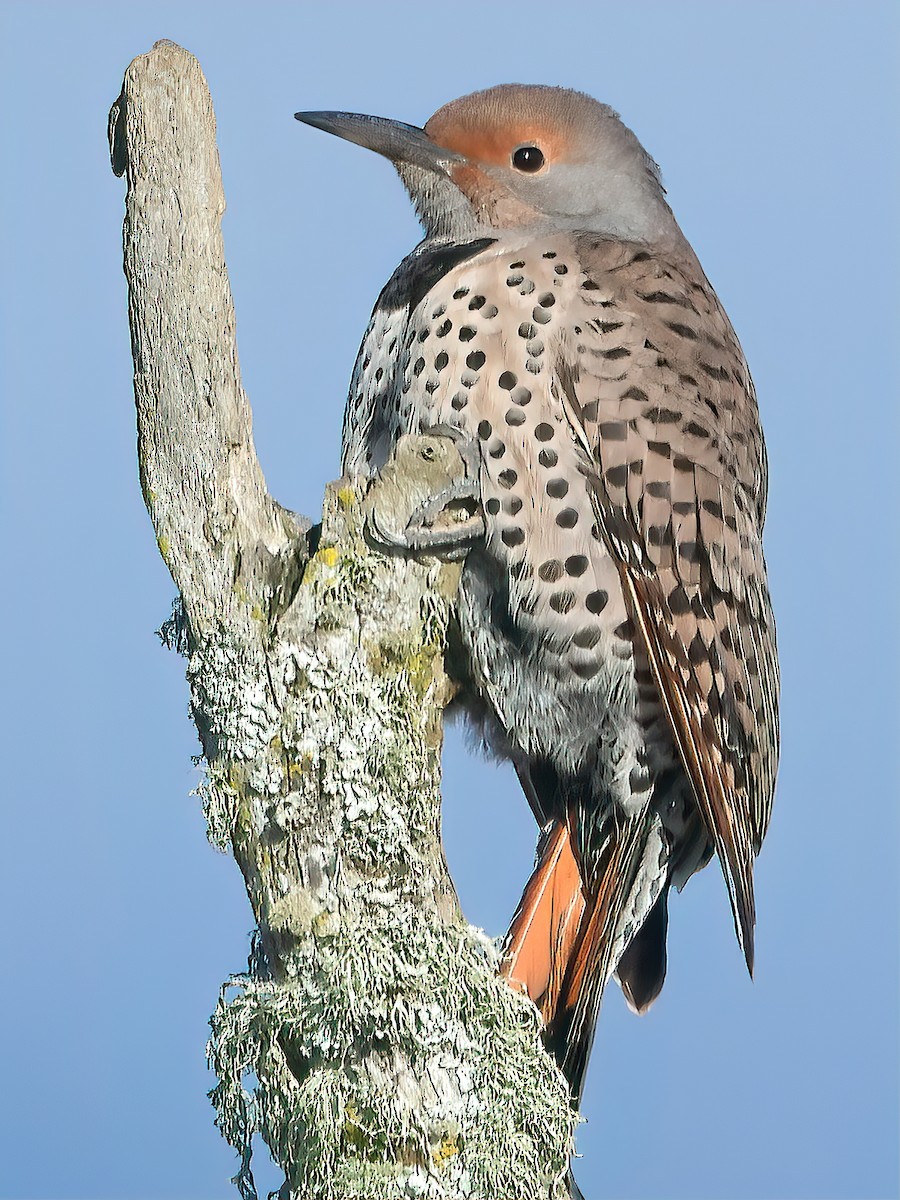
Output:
[538,559,563,582]
[546,478,569,499]
[572,661,600,680]
[539,448,558,468]
[458,326,476,342]
[434,351,449,371]
[534,423,554,442]
[505,408,526,426]
[485,498,500,515]
[436,319,452,337]
[499,371,517,390]
[565,555,588,577]
[556,508,579,528]
[511,386,531,405]
[586,589,608,613]
[550,590,576,614]
[468,295,486,310]
[478,420,492,440]
[502,527,525,547]
[466,350,485,371]
[573,626,601,649]
[629,763,652,792]
[498,469,518,488]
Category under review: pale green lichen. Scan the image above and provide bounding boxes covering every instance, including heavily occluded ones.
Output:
[209,920,574,1199]
[188,479,576,1197]
[205,630,576,1197]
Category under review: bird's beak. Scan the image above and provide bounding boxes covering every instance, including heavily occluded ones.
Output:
[294,111,463,175]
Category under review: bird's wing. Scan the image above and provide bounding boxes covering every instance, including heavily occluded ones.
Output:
[557,234,780,967]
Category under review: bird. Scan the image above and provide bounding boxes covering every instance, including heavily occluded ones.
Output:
[295,85,779,1104]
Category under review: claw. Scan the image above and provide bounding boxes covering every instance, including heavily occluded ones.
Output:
[363,431,485,561]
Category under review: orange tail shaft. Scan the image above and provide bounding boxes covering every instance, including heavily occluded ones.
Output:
[504,812,671,1103]
[501,820,587,1023]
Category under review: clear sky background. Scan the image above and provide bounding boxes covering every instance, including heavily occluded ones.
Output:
[1,3,898,1198]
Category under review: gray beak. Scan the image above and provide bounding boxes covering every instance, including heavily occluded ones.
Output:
[294,111,463,174]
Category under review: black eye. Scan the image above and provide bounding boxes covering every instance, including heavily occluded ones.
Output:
[512,145,545,173]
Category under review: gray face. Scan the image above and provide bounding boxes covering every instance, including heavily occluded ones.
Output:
[297,84,681,246]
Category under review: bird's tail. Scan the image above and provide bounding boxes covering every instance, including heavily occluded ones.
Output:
[501,820,587,1024]
[503,811,669,1102]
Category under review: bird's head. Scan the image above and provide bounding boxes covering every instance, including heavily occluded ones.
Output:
[296,84,678,245]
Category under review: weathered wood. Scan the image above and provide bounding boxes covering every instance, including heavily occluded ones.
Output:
[110,40,575,1200]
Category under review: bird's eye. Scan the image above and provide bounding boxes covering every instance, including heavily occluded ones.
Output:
[512,145,545,173]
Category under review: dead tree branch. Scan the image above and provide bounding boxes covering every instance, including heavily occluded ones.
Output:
[109,40,575,1200]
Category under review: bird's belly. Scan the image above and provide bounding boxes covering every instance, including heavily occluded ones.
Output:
[455,540,676,816]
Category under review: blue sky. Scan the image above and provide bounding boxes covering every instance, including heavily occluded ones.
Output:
[1,3,898,1198]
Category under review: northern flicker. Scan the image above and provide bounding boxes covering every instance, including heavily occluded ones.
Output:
[296,85,779,1102]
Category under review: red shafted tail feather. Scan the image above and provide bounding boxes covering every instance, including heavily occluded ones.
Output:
[504,811,669,1102]
[500,820,586,1024]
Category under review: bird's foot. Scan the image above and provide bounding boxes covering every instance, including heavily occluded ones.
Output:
[363,428,484,562]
